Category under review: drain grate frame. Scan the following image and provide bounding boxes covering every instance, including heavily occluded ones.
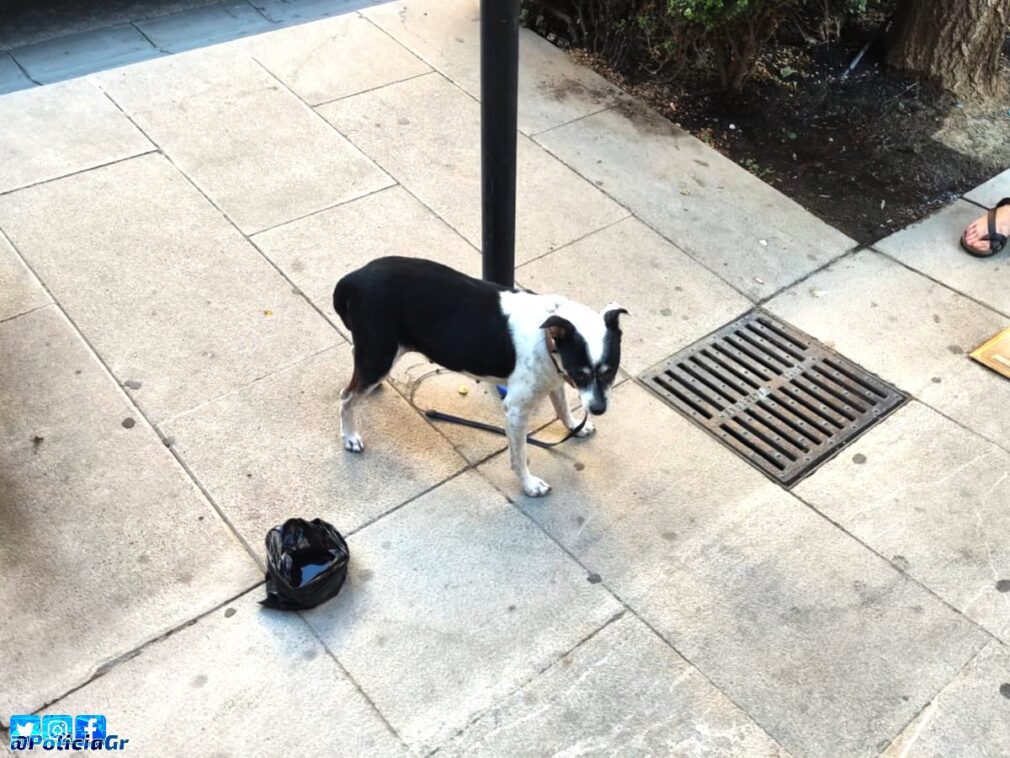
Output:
[638,309,907,487]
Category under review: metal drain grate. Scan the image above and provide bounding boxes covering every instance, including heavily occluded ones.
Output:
[639,310,907,486]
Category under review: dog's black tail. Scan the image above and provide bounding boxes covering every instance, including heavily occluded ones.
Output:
[332,274,355,333]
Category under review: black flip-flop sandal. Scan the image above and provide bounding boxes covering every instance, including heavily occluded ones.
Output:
[961,197,1010,258]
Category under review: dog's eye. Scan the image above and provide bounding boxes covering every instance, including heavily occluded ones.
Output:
[580,368,592,377]
[597,366,616,383]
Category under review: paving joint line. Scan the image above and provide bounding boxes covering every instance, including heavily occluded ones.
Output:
[157,344,342,428]
[290,618,408,751]
[249,180,399,238]
[753,243,864,308]
[868,244,1010,320]
[356,10,452,84]
[0,149,160,199]
[21,582,264,720]
[340,22,657,277]
[513,211,632,270]
[528,112,761,304]
[129,21,166,54]
[358,10,623,144]
[6,49,41,86]
[292,614,409,751]
[344,467,471,539]
[786,485,1003,647]
[470,461,790,754]
[527,99,625,138]
[309,68,433,109]
[961,196,990,211]
[424,610,627,756]
[877,635,998,756]
[248,54,397,186]
[242,0,276,24]
[0,301,51,325]
[531,99,873,308]
[97,86,351,364]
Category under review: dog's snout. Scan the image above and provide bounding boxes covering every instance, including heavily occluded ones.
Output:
[589,402,607,416]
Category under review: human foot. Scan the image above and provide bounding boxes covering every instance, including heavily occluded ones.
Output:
[961,199,1010,257]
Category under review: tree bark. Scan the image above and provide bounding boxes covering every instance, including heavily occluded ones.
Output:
[886,0,1009,99]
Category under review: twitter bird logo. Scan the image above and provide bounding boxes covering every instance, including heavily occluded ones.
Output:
[10,714,40,738]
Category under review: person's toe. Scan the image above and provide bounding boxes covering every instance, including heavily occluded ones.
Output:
[964,217,985,245]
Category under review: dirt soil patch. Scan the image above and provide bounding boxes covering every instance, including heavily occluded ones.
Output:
[560,30,1010,245]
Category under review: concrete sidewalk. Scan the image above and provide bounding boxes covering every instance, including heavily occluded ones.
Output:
[2,0,1009,755]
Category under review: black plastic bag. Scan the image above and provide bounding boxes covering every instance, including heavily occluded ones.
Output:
[260,518,350,611]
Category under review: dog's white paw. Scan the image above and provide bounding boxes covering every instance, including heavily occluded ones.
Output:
[343,433,364,453]
[574,419,595,437]
[523,476,552,498]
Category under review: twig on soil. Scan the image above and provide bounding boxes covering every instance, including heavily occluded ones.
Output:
[841,14,893,79]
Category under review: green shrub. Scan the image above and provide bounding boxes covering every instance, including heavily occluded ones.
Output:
[524,0,874,91]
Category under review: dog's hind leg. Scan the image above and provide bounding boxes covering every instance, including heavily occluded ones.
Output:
[340,340,400,453]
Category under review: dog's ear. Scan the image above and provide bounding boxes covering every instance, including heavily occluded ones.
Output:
[601,303,629,331]
[540,315,574,342]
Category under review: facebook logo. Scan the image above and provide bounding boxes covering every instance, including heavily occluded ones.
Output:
[75,714,107,740]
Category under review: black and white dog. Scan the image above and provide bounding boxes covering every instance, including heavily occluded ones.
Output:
[333,257,627,497]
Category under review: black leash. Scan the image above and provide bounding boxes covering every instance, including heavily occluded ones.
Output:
[424,408,588,449]
[407,363,587,450]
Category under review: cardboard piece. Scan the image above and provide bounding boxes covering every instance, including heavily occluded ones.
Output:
[970,327,1010,380]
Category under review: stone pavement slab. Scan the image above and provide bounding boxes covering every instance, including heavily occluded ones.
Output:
[516,216,752,375]
[535,104,856,300]
[875,199,1010,317]
[444,614,789,757]
[251,0,382,24]
[0,234,49,322]
[883,641,1010,758]
[137,1,275,53]
[965,169,1010,209]
[96,47,392,233]
[302,470,623,753]
[11,24,161,84]
[161,345,467,545]
[363,0,626,135]
[39,590,404,757]
[478,382,990,758]
[0,153,339,422]
[766,250,1010,451]
[242,13,429,106]
[318,71,628,264]
[0,0,220,50]
[796,401,1010,643]
[0,52,32,95]
[253,185,479,332]
[0,78,152,194]
[0,306,259,720]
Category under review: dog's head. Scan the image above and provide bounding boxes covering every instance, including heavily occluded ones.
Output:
[541,303,628,415]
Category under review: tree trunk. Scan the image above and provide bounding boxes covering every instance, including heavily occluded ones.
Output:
[886,0,1009,100]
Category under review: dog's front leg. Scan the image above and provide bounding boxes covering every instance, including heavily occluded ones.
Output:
[548,385,595,437]
[504,399,550,497]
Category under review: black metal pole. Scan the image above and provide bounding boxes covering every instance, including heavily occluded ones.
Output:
[480,0,520,288]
